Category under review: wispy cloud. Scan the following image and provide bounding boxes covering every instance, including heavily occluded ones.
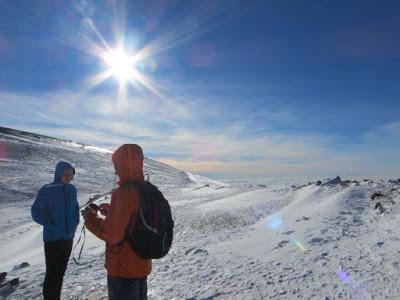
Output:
[1,90,399,178]
[362,121,400,144]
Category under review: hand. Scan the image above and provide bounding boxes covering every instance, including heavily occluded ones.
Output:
[99,203,110,216]
[81,206,96,219]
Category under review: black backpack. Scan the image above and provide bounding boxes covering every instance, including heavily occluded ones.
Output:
[123,181,174,259]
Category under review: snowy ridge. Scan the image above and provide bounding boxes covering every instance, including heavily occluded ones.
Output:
[1,127,400,299]
[208,180,400,299]
[0,127,246,299]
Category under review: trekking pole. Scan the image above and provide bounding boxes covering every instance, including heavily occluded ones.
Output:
[72,225,86,265]
[73,189,112,265]
[79,191,111,209]
[73,182,117,265]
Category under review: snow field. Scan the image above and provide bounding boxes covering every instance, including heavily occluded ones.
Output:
[1,127,400,299]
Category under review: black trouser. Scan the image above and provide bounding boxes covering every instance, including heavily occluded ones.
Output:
[107,275,148,300]
[43,239,73,300]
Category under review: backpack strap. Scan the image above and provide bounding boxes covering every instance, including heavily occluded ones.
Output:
[120,180,143,189]
[139,208,158,234]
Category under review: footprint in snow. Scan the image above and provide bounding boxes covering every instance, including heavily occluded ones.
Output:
[391,262,400,269]
[184,247,208,255]
[309,237,328,245]
[282,230,295,235]
[276,240,290,248]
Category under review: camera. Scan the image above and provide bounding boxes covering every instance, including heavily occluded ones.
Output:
[88,203,99,211]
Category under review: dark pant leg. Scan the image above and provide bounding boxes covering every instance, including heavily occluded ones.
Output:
[43,239,73,300]
[107,275,120,300]
[138,278,148,300]
[43,241,57,300]
[55,239,73,296]
[108,275,148,300]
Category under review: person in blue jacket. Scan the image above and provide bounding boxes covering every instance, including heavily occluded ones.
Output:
[31,161,80,300]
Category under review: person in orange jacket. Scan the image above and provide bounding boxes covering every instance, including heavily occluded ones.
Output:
[82,144,151,300]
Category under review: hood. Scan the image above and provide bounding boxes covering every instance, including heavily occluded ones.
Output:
[112,144,144,185]
[53,161,75,184]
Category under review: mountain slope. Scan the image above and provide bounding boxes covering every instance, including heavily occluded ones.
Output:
[1,127,400,299]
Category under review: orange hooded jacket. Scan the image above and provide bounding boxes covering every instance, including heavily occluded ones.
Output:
[84,144,152,278]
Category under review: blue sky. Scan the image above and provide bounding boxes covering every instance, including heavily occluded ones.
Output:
[0,0,399,178]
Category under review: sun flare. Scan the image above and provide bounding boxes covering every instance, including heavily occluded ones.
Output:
[102,48,137,83]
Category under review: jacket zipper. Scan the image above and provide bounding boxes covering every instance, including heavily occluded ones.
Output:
[64,185,69,238]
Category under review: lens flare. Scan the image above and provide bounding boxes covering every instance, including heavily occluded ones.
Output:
[145,18,158,32]
[0,140,9,160]
[338,270,351,284]
[293,240,307,252]
[266,215,283,229]
[337,268,371,298]
[265,214,309,254]
[190,42,216,67]
[148,59,158,73]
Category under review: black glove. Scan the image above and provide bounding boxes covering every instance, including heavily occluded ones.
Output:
[88,203,99,211]
[81,204,98,218]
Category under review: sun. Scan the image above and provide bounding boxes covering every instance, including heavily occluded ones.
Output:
[102,48,137,84]
[77,15,166,101]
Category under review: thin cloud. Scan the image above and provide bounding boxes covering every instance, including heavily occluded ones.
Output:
[1,90,399,178]
[362,121,400,143]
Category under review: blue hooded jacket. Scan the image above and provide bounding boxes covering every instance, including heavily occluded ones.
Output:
[31,161,80,242]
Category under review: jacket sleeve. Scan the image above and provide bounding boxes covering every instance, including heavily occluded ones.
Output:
[84,188,138,244]
[31,188,53,227]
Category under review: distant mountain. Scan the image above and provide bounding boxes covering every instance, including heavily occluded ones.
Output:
[0,126,194,205]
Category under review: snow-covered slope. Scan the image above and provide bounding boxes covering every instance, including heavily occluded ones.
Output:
[206,180,400,299]
[0,126,247,299]
[1,127,400,299]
